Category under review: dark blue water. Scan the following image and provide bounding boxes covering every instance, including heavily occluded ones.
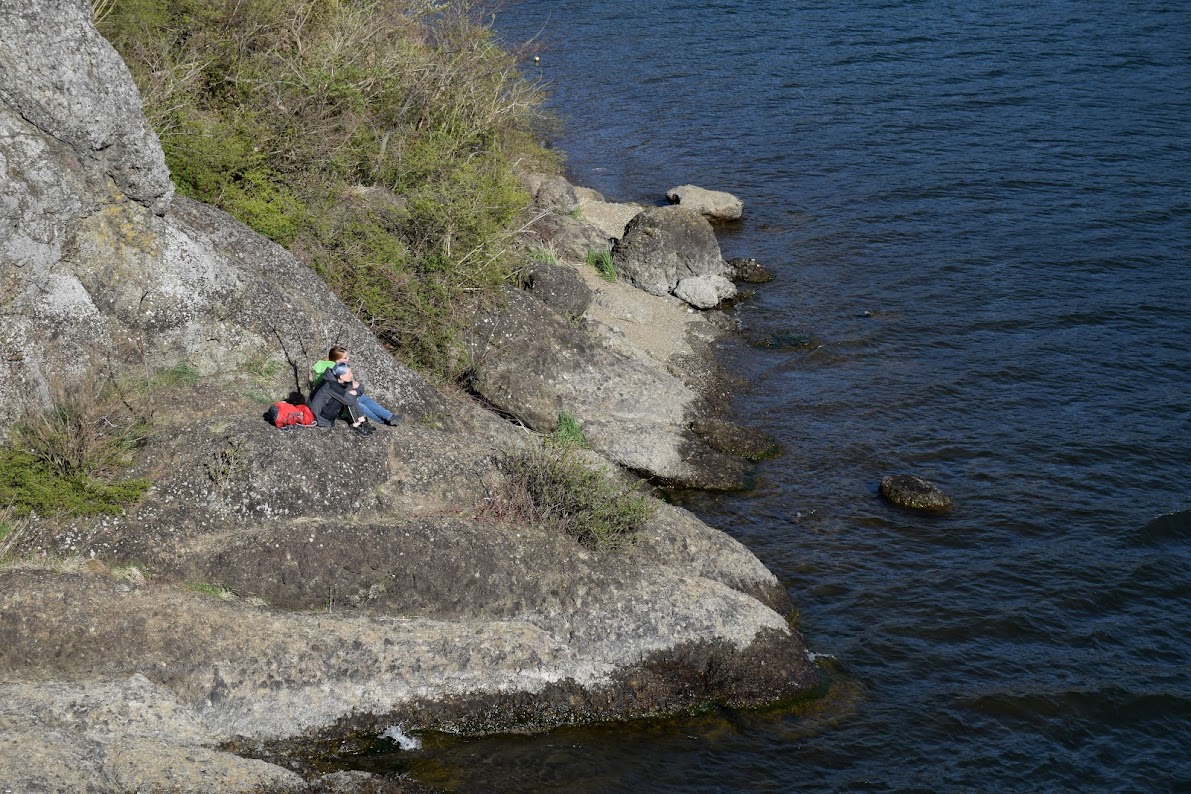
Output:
[392,1,1191,790]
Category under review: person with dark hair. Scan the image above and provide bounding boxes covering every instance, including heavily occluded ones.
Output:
[307,361,374,435]
[310,346,402,426]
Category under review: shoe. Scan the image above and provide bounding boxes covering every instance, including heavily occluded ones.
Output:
[351,421,374,436]
[384,415,404,426]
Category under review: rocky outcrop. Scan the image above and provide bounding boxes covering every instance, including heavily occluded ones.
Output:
[613,205,737,309]
[465,288,746,488]
[524,261,594,318]
[0,0,438,422]
[0,2,819,790]
[666,184,744,222]
[533,174,581,214]
[577,194,647,240]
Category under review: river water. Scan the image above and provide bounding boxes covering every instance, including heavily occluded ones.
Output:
[378,1,1191,790]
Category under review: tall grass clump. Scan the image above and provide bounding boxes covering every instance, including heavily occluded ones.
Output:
[485,440,654,551]
[552,411,588,448]
[99,0,560,380]
[586,248,616,282]
[1,376,150,519]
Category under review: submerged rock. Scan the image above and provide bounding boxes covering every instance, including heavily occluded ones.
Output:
[879,474,953,512]
[726,256,776,284]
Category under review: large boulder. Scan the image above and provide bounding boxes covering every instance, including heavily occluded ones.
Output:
[666,184,744,221]
[612,205,737,308]
[0,0,173,219]
[534,174,581,214]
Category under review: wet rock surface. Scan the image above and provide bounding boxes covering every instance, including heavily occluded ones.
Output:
[727,256,777,284]
[879,474,953,512]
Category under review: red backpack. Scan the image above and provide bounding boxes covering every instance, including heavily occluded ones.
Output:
[267,401,316,429]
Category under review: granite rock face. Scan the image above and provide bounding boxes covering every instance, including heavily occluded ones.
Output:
[0,0,438,422]
[465,288,746,488]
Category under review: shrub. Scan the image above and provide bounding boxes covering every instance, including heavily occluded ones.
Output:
[527,246,559,266]
[0,374,152,519]
[587,248,616,282]
[486,442,654,550]
[0,449,149,518]
[13,379,147,479]
[99,0,562,381]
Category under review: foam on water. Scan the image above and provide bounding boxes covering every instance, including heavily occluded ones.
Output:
[380,725,421,751]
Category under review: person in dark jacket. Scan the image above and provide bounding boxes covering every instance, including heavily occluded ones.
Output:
[307,362,374,435]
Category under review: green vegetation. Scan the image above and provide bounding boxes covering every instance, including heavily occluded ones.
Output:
[0,451,149,519]
[99,0,559,380]
[552,411,588,448]
[240,355,282,381]
[528,246,559,266]
[148,361,201,390]
[205,437,246,493]
[587,248,616,282]
[185,581,236,599]
[0,374,151,520]
[486,440,655,551]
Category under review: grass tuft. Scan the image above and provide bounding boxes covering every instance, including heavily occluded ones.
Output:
[552,411,588,448]
[586,249,616,282]
[1,372,153,521]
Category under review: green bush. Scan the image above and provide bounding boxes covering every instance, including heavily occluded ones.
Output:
[527,246,559,266]
[0,449,149,518]
[487,442,654,551]
[13,381,146,479]
[100,0,561,380]
[0,373,152,519]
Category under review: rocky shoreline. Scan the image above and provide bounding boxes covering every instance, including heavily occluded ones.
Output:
[0,1,821,791]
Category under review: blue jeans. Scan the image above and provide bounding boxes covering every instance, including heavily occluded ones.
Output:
[355,394,393,424]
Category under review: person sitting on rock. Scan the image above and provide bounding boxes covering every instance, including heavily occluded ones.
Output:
[311,346,402,426]
[308,361,374,436]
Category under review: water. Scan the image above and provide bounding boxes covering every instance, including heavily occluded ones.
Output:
[380,0,1191,789]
